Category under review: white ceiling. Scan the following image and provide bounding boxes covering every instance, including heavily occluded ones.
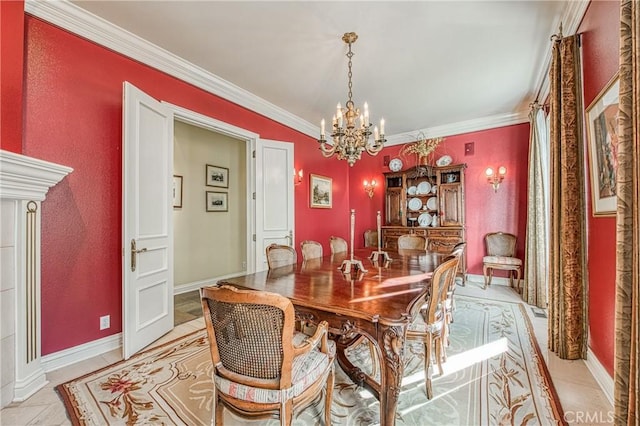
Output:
[55,1,586,143]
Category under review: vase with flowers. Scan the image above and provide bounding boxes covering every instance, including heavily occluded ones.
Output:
[400,134,444,167]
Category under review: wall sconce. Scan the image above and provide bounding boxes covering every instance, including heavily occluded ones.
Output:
[294,168,303,185]
[363,179,377,198]
[485,166,507,192]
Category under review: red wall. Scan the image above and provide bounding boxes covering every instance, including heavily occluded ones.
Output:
[578,0,620,376]
[22,16,350,354]
[1,0,25,153]
[351,124,530,272]
[15,3,614,368]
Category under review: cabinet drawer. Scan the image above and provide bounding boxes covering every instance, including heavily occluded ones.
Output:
[427,238,461,253]
[427,228,462,238]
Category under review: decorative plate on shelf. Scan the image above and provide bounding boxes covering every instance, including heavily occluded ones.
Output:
[418,212,432,227]
[431,184,438,194]
[407,186,417,195]
[416,181,431,195]
[408,197,423,211]
[436,155,453,167]
[426,197,438,210]
[389,158,403,172]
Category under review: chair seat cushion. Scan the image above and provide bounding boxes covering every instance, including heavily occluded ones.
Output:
[214,332,335,404]
[483,255,522,267]
[408,314,444,334]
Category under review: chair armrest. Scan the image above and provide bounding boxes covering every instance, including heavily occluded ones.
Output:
[293,321,330,356]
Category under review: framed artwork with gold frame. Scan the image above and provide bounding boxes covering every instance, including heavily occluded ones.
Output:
[310,174,332,208]
[585,75,619,216]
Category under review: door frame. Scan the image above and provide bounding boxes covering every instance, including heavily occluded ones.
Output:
[163,103,260,273]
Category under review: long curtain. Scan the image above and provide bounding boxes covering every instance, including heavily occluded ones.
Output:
[614,0,639,423]
[524,103,549,307]
[547,34,588,360]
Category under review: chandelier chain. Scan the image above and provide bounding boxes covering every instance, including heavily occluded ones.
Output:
[317,32,386,167]
[347,43,354,104]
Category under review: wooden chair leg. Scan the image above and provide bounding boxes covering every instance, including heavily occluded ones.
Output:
[424,334,434,400]
[435,337,444,376]
[483,264,489,289]
[324,365,334,426]
[215,395,223,426]
[281,400,293,426]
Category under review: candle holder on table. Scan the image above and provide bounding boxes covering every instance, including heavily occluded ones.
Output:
[368,210,392,263]
[340,209,368,274]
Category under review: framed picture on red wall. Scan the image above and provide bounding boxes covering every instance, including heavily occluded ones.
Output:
[586,75,619,216]
[310,174,332,208]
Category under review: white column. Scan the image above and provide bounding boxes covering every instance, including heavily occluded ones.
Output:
[0,150,72,406]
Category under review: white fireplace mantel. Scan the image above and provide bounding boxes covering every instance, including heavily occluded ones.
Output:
[0,149,73,407]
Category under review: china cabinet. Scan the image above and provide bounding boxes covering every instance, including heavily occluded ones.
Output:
[382,163,467,281]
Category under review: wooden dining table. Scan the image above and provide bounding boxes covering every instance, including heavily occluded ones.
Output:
[217,248,445,426]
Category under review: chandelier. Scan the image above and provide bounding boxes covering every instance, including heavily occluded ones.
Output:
[318,32,386,167]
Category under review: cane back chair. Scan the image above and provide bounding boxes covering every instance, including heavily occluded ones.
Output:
[397,234,427,250]
[201,285,335,425]
[329,236,348,255]
[265,244,297,269]
[406,256,460,400]
[300,240,323,260]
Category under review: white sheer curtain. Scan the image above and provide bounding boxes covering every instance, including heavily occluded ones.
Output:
[523,103,549,307]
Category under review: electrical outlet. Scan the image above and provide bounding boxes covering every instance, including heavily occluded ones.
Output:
[100,315,110,330]
[242,261,247,270]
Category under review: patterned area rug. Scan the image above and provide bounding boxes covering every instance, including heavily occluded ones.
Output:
[57,296,566,425]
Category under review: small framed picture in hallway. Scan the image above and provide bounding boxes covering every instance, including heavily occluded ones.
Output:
[206,191,228,212]
[206,164,229,188]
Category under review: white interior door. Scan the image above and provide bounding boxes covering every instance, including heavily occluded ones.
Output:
[255,139,295,270]
[122,82,174,359]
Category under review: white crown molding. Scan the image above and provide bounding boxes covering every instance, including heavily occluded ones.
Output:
[24,0,318,139]
[0,150,73,201]
[385,111,530,146]
[584,348,614,406]
[41,333,122,373]
[26,0,546,144]
[532,0,590,103]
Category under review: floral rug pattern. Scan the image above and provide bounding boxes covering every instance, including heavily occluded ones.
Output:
[57,296,565,425]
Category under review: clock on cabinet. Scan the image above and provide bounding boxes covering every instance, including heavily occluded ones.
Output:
[389,158,403,172]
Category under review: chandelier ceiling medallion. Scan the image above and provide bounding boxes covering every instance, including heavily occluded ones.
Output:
[318,32,386,167]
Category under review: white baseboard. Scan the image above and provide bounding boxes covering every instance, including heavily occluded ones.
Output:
[174,277,216,295]
[584,348,614,406]
[40,274,240,372]
[174,271,251,295]
[41,333,122,373]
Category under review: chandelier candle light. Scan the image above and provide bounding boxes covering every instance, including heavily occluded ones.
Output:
[340,209,368,274]
[318,32,386,166]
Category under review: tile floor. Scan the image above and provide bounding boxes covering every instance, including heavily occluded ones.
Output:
[0,282,613,425]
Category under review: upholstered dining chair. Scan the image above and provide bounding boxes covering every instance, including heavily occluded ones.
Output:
[406,256,459,400]
[397,234,427,250]
[363,229,378,248]
[483,232,522,290]
[300,240,323,260]
[201,285,335,426]
[329,236,348,255]
[442,242,466,346]
[265,244,297,269]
